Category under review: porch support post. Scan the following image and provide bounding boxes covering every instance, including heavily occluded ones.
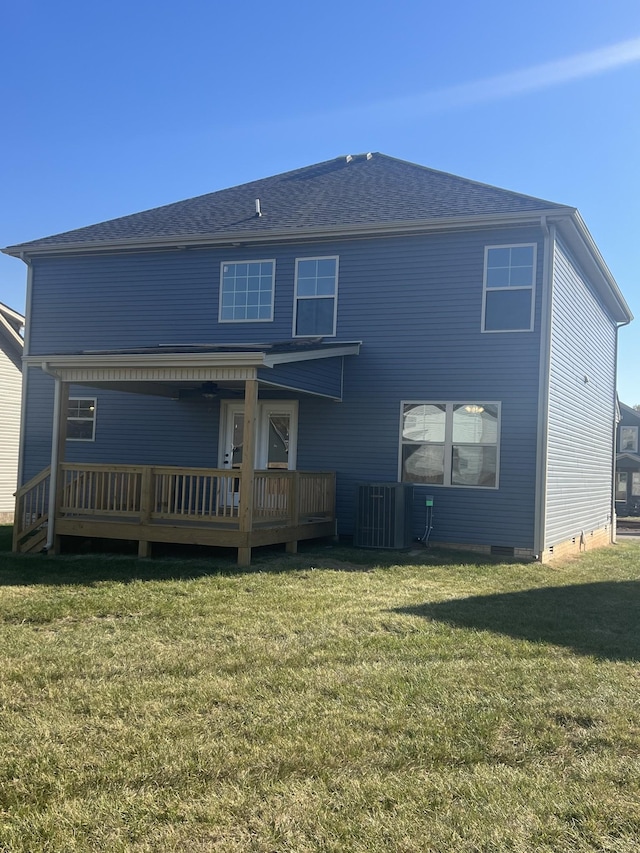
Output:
[46,377,69,555]
[238,376,258,567]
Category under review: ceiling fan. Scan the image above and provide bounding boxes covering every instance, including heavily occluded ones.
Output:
[178,382,243,400]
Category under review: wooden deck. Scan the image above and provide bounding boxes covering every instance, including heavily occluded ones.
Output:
[14,464,336,565]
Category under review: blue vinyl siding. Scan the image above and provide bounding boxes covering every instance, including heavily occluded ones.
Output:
[257,358,343,399]
[25,225,546,549]
[22,368,219,483]
[544,239,617,546]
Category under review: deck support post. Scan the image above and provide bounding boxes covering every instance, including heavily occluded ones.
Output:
[238,377,258,567]
[138,465,153,557]
[47,378,68,556]
[285,471,300,555]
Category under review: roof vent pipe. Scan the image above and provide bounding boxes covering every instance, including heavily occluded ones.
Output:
[255,198,262,217]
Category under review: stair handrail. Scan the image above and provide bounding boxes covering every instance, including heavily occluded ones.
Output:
[13,466,51,552]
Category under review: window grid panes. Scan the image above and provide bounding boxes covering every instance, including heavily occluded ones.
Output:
[67,398,96,441]
[401,402,499,488]
[483,244,535,332]
[620,426,638,453]
[220,260,275,322]
[294,257,338,336]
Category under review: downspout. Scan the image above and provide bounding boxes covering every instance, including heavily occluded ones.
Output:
[533,217,555,559]
[612,319,631,542]
[16,253,33,488]
[41,361,63,551]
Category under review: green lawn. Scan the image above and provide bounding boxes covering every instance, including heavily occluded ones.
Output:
[1,529,640,852]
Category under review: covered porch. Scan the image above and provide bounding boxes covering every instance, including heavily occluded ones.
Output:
[16,341,359,565]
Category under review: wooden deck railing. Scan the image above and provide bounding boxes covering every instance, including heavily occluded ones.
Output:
[15,464,336,558]
[57,464,334,526]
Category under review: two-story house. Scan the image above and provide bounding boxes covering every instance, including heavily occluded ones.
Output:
[616,402,640,515]
[4,153,632,563]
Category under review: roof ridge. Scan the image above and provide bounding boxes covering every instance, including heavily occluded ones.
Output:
[3,153,570,255]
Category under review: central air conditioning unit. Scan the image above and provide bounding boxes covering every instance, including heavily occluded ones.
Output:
[353,482,414,549]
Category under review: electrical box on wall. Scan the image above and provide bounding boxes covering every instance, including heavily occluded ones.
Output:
[353,482,414,549]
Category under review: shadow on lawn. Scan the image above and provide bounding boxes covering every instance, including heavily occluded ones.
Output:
[396,581,640,661]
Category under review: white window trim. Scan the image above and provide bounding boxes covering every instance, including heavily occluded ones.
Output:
[620,425,639,453]
[67,396,97,442]
[293,255,339,338]
[218,259,276,323]
[398,400,501,489]
[481,243,537,333]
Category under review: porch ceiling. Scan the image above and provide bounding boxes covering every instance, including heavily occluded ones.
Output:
[26,340,361,400]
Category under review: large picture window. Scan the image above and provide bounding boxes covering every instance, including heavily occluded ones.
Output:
[400,402,500,488]
[219,260,275,322]
[482,244,536,332]
[294,257,338,337]
[67,397,96,441]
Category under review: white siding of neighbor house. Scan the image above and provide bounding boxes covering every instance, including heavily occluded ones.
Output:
[0,340,22,516]
[544,237,617,547]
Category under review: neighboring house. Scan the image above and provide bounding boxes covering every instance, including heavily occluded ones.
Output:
[0,303,24,523]
[616,402,640,515]
[2,153,633,563]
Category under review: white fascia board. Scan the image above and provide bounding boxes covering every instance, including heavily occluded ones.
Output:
[550,211,633,323]
[0,314,24,353]
[24,351,266,370]
[3,209,572,258]
[617,452,640,464]
[262,342,361,367]
[0,303,25,326]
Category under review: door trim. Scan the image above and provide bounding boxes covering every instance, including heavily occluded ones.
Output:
[219,400,298,470]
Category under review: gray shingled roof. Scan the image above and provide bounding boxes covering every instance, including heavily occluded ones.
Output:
[5,153,565,252]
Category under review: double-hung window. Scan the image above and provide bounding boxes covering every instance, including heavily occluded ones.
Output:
[482,244,536,332]
[294,257,338,337]
[219,260,275,322]
[400,402,500,488]
[67,397,97,441]
[620,426,638,453]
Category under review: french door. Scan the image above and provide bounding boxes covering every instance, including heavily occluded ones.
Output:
[219,401,298,504]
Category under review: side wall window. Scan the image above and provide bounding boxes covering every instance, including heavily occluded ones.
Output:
[219,260,275,322]
[482,244,536,332]
[67,397,97,441]
[294,257,339,337]
[620,426,639,453]
[616,471,628,501]
[400,402,500,488]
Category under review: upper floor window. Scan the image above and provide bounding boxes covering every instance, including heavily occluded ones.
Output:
[400,401,500,488]
[482,244,536,332]
[294,257,338,337]
[620,425,639,453]
[219,260,275,322]
[67,397,96,441]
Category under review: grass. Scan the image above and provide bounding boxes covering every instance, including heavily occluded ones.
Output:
[1,528,640,851]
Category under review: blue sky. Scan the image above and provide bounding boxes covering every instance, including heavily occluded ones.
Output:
[1,0,639,401]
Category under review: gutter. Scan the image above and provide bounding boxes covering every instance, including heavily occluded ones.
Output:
[2,208,574,258]
[612,316,632,543]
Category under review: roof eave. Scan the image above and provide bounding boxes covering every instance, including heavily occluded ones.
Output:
[549,210,633,324]
[2,208,572,259]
